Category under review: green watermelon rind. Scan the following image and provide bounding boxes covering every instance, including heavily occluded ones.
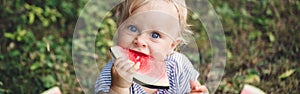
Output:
[134,71,169,89]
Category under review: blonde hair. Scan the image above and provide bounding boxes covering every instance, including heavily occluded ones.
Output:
[116,0,192,45]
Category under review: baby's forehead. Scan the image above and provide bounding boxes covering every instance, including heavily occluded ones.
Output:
[131,0,180,19]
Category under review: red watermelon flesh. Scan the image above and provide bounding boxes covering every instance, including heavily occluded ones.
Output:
[126,49,169,89]
[128,49,151,73]
[240,84,266,94]
[110,46,170,89]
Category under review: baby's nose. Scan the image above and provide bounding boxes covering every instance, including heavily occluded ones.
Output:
[133,34,148,48]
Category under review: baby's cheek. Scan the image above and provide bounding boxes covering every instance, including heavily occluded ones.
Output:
[150,46,168,60]
[117,40,129,48]
[118,41,130,47]
[117,36,134,46]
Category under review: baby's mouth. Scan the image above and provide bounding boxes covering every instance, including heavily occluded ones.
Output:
[129,49,165,61]
[128,49,150,56]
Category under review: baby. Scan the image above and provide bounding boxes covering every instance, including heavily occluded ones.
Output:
[95,0,208,93]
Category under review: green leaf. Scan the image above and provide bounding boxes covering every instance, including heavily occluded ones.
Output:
[30,62,41,71]
[50,15,57,22]
[267,32,275,42]
[18,30,27,36]
[241,8,250,17]
[266,8,272,15]
[106,18,116,28]
[17,36,22,41]
[29,12,35,24]
[24,3,31,9]
[42,19,50,27]
[192,13,199,20]
[226,49,232,59]
[9,50,20,57]
[33,6,43,14]
[245,74,260,83]
[278,69,296,79]
[41,75,56,88]
[4,33,15,39]
[248,31,262,40]
[0,54,4,60]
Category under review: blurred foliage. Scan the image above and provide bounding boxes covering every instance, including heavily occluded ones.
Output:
[205,0,300,93]
[0,0,299,94]
[0,0,87,93]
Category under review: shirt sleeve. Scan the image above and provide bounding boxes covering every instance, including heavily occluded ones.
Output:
[167,52,199,94]
[179,54,199,94]
[95,61,113,94]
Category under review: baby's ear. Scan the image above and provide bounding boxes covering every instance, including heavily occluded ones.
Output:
[171,39,182,50]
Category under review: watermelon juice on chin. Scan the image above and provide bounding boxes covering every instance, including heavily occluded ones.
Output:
[110,46,170,89]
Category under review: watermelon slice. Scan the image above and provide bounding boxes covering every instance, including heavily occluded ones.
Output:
[41,87,61,94]
[240,84,266,94]
[110,46,169,89]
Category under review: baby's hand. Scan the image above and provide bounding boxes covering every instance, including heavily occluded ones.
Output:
[111,57,138,88]
[190,80,209,94]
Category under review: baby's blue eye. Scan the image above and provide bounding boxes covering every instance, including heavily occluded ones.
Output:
[151,32,160,39]
[128,25,138,32]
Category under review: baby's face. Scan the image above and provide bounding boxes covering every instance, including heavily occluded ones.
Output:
[116,11,180,60]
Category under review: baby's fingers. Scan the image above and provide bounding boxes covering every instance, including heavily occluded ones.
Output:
[127,61,140,74]
[190,86,209,94]
[199,86,208,92]
[190,80,201,89]
[190,80,209,94]
[113,58,135,81]
[124,60,135,73]
[133,61,140,70]
[114,57,127,68]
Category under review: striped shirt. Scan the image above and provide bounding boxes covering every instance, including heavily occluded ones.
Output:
[95,51,199,94]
